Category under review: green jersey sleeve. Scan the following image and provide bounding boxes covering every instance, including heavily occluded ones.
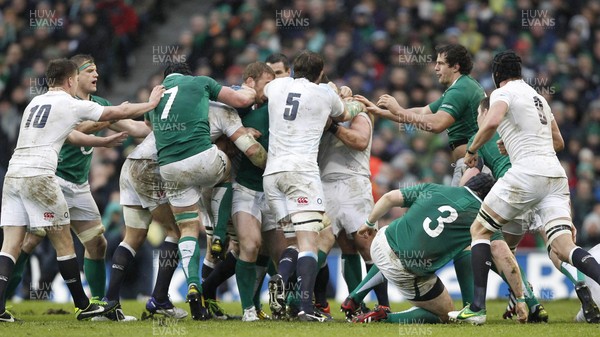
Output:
[431,87,467,120]
[198,76,223,101]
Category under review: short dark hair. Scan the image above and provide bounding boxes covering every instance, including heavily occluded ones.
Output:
[70,54,94,68]
[243,62,275,81]
[492,50,522,87]
[479,96,490,111]
[292,51,323,82]
[164,62,192,77]
[464,173,496,199]
[435,44,473,75]
[265,53,290,70]
[46,58,78,87]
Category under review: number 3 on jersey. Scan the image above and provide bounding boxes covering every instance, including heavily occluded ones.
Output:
[283,92,301,121]
[422,205,458,238]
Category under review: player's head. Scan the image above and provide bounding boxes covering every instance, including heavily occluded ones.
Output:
[243,62,275,105]
[266,53,290,78]
[464,172,496,199]
[70,54,98,96]
[477,96,490,126]
[292,51,324,83]
[46,58,78,95]
[492,50,522,88]
[164,62,192,77]
[434,44,472,85]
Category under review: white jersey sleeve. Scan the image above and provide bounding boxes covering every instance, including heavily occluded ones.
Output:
[6,91,104,177]
[208,101,243,142]
[490,80,565,177]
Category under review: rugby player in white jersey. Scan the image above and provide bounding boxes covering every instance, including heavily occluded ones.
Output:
[262,51,365,321]
[0,58,164,322]
[450,50,600,325]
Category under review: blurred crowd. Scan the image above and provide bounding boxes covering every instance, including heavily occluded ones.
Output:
[1,0,600,260]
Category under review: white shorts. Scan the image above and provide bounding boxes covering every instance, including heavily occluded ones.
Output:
[483,169,571,231]
[56,176,100,221]
[263,171,325,223]
[159,145,228,208]
[232,183,277,232]
[370,226,438,300]
[1,175,70,228]
[323,176,373,239]
[120,158,167,211]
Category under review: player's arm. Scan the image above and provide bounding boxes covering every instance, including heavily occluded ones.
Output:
[332,99,367,123]
[99,85,164,121]
[358,190,406,238]
[550,118,564,152]
[217,85,255,108]
[229,127,267,169]
[376,94,454,133]
[465,100,508,168]
[66,130,128,148]
[109,119,151,138]
[75,120,113,134]
[328,114,371,151]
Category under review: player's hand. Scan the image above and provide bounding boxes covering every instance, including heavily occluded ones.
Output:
[515,301,528,323]
[102,131,128,148]
[339,86,353,99]
[327,81,339,95]
[354,95,387,117]
[497,139,507,155]
[376,94,401,114]
[464,151,479,168]
[357,223,377,239]
[149,85,166,106]
[246,127,262,139]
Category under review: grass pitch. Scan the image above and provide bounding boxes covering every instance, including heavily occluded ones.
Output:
[1,299,598,337]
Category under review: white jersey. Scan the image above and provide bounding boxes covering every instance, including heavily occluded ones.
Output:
[490,79,565,177]
[208,101,243,142]
[128,132,158,160]
[263,77,344,175]
[318,112,372,180]
[7,90,103,177]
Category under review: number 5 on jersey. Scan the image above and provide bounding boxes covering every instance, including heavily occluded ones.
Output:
[283,92,301,121]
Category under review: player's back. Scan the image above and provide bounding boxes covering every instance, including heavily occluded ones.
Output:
[265,77,341,175]
[385,184,483,276]
[150,74,220,166]
[8,91,102,177]
[492,79,564,177]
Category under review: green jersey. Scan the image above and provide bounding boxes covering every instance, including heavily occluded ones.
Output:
[428,75,484,146]
[56,95,111,184]
[467,133,511,179]
[149,74,222,166]
[385,183,500,276]
[235,104,269,192]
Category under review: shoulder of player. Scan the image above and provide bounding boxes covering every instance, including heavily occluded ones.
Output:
[90,95,111,106]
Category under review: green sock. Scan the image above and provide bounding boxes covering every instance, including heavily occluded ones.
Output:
[559,261,578,284]
[253,255,270,308]
[350,263,385,302]
[453,250,473,307]
[386,306,442,324]
[267,260,277,276]
[212,182,232,241]
[83,258,106,298]
[577,269,586,282]
[178,236,201,287]
[6,251,31,298]
[342,254,362,294]
[317,250,328,268]
[236,259,256,310]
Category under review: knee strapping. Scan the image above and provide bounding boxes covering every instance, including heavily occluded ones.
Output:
[476,209,502,232]
[76,224,105,244]
[545,219,573,248]
[291,212,324,232]
[175,211,200,226]
[123,207,152,229]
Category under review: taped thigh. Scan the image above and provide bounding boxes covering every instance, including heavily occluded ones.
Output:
[291,211,323,232]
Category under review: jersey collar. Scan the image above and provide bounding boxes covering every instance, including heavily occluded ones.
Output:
[165,73,184,79]
[464,186,483,203]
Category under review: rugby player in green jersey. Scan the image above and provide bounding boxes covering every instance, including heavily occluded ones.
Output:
[148,62,255,320]
[6,55,150,308]
[347,172,528,324]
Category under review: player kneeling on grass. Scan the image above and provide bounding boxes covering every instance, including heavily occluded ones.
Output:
[0,58,164,322]
[345,172,528,324]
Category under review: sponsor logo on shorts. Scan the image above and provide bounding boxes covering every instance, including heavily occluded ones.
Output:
[43,212,55,221]
[297,197,308,205]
